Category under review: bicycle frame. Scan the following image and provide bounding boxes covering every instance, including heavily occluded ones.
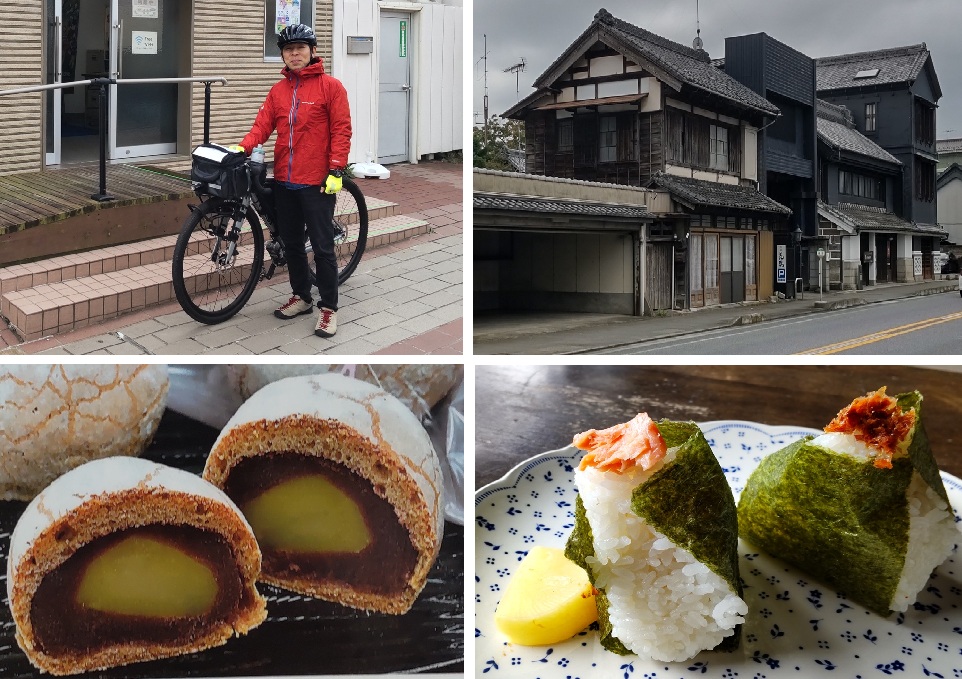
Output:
[175,150,368,324]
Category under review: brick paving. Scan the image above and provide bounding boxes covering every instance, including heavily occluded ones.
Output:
[0,161,463,356]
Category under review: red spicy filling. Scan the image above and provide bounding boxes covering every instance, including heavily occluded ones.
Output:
[824,387,915,469]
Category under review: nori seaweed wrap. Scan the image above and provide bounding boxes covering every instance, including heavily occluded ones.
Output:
[738,388,958,616]
[564,414,746,661]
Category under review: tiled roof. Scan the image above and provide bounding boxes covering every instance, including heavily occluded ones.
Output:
[474,192,650,219]
[816,104,900,166]
[938,163,962,189]
[937,138,962,154]
[817,200,945,237]
[815,44,930,92]
[532,9,778,118]
[646,172,791,215]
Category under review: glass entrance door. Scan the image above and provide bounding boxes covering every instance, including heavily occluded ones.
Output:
[45,0,63,165]
[109,0,180,158]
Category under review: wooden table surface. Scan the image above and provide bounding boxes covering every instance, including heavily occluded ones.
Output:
[476,365,962,488]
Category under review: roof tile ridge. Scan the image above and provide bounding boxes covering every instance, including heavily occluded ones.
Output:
[816,43,928,64]
[597,8,711,63]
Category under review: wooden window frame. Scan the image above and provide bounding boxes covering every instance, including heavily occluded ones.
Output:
[599,115,617,163]
[865,102,877,133]
[558,119,574,153]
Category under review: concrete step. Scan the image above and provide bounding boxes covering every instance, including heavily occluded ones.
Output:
[0,196,398,296]
[1,204,429,342]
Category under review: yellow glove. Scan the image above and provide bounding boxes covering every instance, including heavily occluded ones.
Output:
[324,171,343,194]
[227,145,245,153]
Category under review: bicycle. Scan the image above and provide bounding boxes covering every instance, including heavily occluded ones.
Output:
[172,151,368,325]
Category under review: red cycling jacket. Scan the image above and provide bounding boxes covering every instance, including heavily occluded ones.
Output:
[240,58,352,186]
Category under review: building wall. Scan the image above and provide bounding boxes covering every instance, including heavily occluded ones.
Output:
[1,0,461,174]
[938,177,962,245]
[474,229,635,314]
[332,0,462,164]
[0,3,43,175]
[190,0,333,160]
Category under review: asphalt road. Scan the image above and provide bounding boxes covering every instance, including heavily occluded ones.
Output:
[594,292,962,354]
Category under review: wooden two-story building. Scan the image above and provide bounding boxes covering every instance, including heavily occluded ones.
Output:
[497,9,791,312]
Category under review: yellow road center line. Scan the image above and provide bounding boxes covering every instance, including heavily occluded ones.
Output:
[795,311,962,355]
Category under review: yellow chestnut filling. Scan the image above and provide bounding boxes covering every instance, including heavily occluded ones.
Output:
[76,535,218,617]
[241,474,372,554]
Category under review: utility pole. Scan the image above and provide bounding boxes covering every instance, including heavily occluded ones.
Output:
[483,34,490,127]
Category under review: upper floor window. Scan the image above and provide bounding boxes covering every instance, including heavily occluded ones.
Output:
[666,108,741,174]
[915,160,935,202]
[839,169,883,201]
[709,125,729,171]
[558,119,573,153]
[599,116,617,163]
[865,103,877,133]
[915,99,935,146]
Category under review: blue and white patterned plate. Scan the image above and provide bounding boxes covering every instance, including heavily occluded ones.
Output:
[475,420,962,679]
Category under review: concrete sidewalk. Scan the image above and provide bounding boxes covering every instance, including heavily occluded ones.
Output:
[0,161,463,356]
[475,279,959,354]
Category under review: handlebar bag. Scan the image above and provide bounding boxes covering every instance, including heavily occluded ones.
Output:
[190,144,249,199]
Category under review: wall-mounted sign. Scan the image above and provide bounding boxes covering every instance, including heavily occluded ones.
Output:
[131,30,158,55]
[776,244,787,283]
[399,20,408,57]
[347,36,374,54]
[132,0,158,19]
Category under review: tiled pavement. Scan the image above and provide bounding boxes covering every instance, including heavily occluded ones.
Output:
[0,161,463,356]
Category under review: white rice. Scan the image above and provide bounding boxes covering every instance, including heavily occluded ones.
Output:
[891,471,958,611]
[576,449,747,662]
[811,432,959,611]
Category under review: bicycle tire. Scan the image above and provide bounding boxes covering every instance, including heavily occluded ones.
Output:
[172,198,265,325]
[335,178,368,283]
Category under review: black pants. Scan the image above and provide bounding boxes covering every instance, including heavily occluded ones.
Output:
[274,184,338,311]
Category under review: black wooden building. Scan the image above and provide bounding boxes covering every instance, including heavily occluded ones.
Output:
[816,44,944,280]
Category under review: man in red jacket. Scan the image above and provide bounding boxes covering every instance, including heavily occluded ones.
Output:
[238,23,351,338]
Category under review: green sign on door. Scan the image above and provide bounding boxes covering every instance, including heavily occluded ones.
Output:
[399,20,407,57]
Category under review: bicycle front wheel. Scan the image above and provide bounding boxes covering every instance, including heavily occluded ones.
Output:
[334,178,368,284]
[172,198,265,324]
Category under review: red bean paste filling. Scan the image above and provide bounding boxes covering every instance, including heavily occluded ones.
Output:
[31,524,247,657]
[223,452,418,596]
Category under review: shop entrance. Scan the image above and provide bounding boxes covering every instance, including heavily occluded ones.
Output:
[45,0,185,165]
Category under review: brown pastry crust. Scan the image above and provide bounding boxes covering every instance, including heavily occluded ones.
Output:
[228,364,462,420]
[9,488,267,675]
[205,414,438,614]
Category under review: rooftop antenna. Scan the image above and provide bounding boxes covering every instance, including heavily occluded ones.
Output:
[692,0,704,51]
[504,57,526,98]
[474,34,491,126]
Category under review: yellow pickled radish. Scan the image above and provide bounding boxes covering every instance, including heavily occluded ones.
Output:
[494,545,598,645]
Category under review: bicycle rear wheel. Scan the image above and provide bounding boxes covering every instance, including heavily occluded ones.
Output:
[172,199,265,324]
[334,178,368,284]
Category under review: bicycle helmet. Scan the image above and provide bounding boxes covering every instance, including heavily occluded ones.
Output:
[277,23,317,49]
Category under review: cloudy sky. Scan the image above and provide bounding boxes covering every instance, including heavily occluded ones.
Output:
[473,0,962,138]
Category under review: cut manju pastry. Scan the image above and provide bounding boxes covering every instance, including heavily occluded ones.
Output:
[204,373,444,614]
[565,414,746,662]
[738,387,959,615]
[7,457,267,675]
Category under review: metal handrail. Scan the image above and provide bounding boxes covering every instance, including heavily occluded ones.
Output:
[0,76,228,201]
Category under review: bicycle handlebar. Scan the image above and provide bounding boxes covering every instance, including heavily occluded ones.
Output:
[249,161,273,200]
